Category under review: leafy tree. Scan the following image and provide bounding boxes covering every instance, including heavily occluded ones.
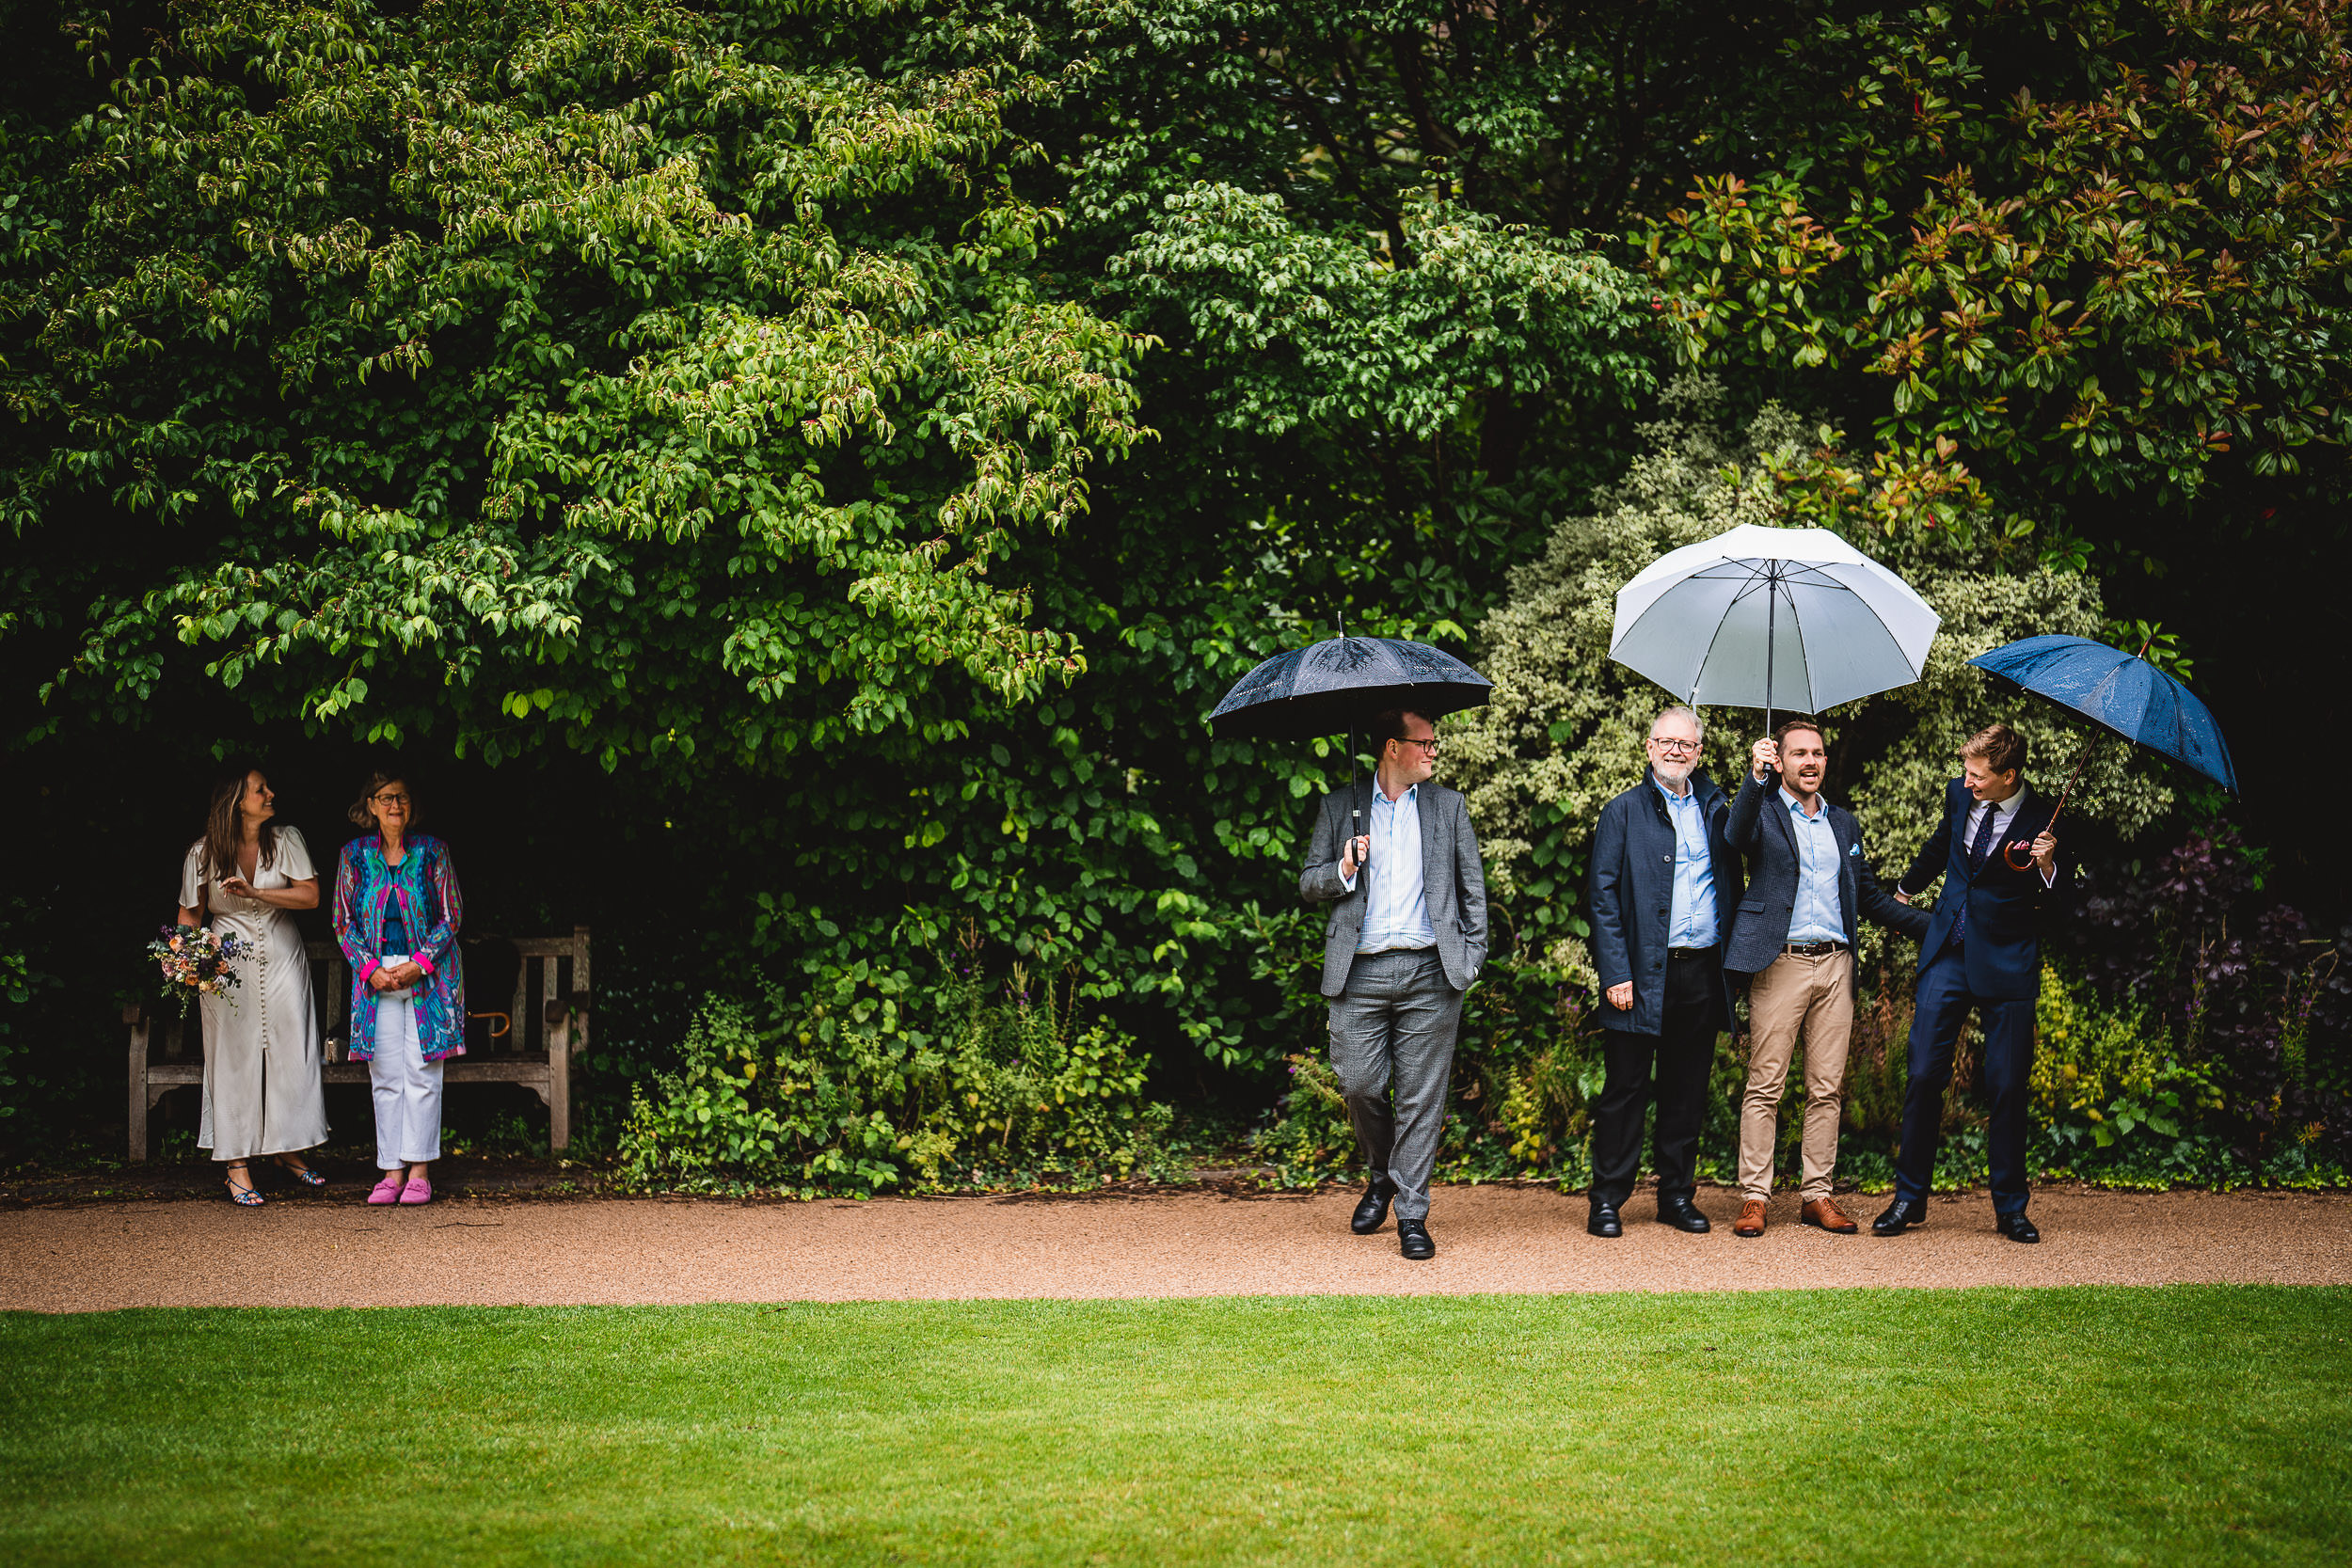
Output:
[1645,0,2352,523]
[4,0,1147,763]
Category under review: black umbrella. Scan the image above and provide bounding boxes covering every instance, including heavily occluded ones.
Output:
[1209,629,1491,845]
[1208,634,1492,741]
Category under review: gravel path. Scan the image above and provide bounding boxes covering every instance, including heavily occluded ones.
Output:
[5,1185,2347,1312]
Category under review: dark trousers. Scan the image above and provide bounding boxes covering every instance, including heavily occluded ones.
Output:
[1895,945,2035,1214]
[1590,948,1719,1210]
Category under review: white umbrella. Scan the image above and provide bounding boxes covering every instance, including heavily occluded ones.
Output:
[1610,523,1940,731]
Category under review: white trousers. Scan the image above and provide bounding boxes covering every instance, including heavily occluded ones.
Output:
[369,975,443,1169]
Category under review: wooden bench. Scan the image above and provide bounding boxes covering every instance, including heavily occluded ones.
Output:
[127,928,591,1160]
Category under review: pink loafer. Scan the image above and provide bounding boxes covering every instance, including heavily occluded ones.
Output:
[397,1177,433,1206]
[368,1175,405,1205]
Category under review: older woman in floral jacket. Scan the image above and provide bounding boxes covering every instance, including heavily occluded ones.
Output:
[333,770,465,1206]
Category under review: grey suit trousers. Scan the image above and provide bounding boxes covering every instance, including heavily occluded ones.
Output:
[1328,948,1464,1223]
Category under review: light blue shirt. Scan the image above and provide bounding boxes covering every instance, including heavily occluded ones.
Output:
[1783,786,1845,943]
[1652,772,1718,948]
[1343,782,1438,954]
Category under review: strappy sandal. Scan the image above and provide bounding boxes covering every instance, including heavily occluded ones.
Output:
[225,1164,264,1206]
[271,1154,326,1188]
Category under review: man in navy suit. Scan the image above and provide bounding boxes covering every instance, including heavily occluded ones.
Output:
[1874,723,2062,1243]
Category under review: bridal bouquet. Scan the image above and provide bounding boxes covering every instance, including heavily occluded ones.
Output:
[148,926,249,1016]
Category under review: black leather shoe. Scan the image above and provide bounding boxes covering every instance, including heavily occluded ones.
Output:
[1871,1198,1928,1236]
[1398,1218,1436,1260]
[1587,1203,1623,1239]
[1350,1178,1397,1235]
[1995,1212,2041,1243]
[1656,1196,1711,1234]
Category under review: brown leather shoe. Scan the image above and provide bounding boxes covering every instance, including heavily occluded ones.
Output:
[1802,1197,1859,1233]
[1733,1199,1767,1237]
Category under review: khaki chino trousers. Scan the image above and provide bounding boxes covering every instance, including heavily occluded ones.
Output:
[1738,948,1854,1203]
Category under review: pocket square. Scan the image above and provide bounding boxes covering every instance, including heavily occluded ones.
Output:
[1849,844,1861,856]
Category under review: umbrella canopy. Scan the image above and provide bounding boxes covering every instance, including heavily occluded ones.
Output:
[1610,523,1940,721]
[1208,636,1490,740]
[1968,635,2238,795]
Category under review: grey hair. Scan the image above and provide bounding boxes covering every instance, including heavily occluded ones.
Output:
[1648,705,1706,741]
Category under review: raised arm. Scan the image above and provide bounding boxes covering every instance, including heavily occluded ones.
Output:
[1725,768,1772,854]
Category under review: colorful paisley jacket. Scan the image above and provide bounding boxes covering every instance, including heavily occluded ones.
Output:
[333,834,466,1061]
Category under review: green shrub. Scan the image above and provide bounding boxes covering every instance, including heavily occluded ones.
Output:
[618,961,1173,1197]
[2030,965,2240,1188]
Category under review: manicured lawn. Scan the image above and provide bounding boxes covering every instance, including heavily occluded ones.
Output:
[2,1286,2346,1565]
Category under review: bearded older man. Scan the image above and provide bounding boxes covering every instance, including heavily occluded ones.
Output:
[1584,705,1745,1238]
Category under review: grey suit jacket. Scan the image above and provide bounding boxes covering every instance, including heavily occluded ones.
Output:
[1298,780,1488,999]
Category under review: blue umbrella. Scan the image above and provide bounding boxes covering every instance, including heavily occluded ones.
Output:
[1968,633,2236,865]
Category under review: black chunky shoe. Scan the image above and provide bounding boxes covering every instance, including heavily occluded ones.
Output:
[1587,1203,1623,1239]
[1871,1198,1928,1236]
[1350,1177,1397,1235]
[1655,1196,1711,1234]
[1995,1212,2041,1243]
[1398,1218,1436,1260]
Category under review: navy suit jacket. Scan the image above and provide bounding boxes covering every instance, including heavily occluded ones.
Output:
[1587,768,1744,1036]
[1898,778,2066,1001]
[1722,771,1928,982]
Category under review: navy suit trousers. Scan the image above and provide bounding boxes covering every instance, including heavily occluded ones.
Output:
[1896,945,2036,1214]
[1590,947,1719,1210]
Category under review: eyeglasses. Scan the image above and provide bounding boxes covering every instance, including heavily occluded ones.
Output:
[1648,736,1701,753]
[1392,736,1441,754]
[371,792,411,807]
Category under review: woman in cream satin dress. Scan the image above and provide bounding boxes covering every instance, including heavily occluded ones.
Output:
[173,762,330,1204]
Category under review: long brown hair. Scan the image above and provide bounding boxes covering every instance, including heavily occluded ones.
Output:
[197,758,277,882]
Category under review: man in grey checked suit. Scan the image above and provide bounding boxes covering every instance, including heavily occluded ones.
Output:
[1299,707,1488,1260]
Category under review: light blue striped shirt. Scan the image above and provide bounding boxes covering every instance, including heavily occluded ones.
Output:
[1343,783,1438,954]
[1783,787,1845,943]
[1653,772,1719,948]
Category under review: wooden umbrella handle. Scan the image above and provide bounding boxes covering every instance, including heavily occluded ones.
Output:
[2001,734,2100,869]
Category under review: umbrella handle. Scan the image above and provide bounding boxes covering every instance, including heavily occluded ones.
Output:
[2000,733,2102,870]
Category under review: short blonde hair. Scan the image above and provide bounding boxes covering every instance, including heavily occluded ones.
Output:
[1961,723,2026,776]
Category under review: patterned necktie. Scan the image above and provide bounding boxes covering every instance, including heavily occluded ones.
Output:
[1967,801,2002,868]
[1956,803,2000,945]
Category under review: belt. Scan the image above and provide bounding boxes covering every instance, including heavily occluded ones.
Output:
[1668,944,1718,959]
[1783,941,1847,957]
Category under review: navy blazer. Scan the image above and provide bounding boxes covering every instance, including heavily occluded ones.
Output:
[1587,768,1744,1036]
[1898,778,2066,1001]
[1722,771,1928,983]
